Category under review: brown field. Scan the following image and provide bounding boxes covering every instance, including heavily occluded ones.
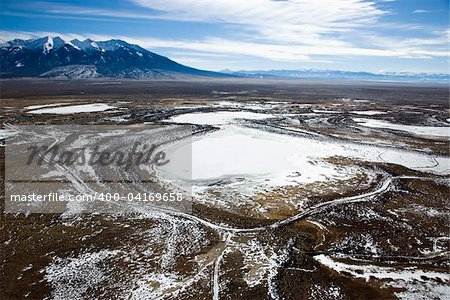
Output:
[1,79,449,300]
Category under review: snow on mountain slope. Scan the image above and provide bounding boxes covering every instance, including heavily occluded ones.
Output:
[43,36,53,54]
[39,65,100,79]
[0,36,229,79]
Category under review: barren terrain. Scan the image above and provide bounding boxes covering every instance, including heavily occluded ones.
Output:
[1,79,449,300]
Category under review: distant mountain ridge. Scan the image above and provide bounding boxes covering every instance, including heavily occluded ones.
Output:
[225,69,449,83]
[2,36,447,82]
[0,36,228,79]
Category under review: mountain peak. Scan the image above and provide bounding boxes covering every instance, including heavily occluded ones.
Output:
[0,36,228,79]
[71,38,101,51]
[11,36,67,54]
[96,39,138,51]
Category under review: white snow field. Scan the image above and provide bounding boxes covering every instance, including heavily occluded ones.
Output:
[350,110,387,115]
[27,103,116,114]
[162,111,449,193]
[314,255,450,300]
[167,111,275,125]
[354,118,450,138]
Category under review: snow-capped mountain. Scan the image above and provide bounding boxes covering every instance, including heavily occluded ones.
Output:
[0,36,227,79]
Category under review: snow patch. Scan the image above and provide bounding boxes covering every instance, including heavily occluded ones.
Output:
[0,129,17,140]
[350,110,387,115]
[313,109,341,114]
[27,103,116,114]
[354,118,450,138]
[163,123,449,194]
[43,37,53,54]
[44,250,120,300]
[129,273,180,299]
[167,111,275,125]
[25,103,65,110]
[314,254,449,282]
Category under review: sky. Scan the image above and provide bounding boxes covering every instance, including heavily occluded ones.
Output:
[0,0,448,73]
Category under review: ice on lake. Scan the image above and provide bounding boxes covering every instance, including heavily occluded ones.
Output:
[27,103,116,114]
[354,118,450,138]
[167,111,275,125]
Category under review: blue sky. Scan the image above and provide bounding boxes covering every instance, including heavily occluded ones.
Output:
[0,0,448,73]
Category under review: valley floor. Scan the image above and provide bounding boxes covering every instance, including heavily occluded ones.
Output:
[1,79,449,300]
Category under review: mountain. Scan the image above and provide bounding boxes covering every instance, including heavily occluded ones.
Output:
[0,36,228,79]
[225,69,449,83]
[3,36,446,82]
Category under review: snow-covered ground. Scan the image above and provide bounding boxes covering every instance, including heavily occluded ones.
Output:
[24,103,66,110]
[350,110,387,115]
[313,109,341,114]
[315,254,450,283]
[44,250,120,299]
[213,101,277,110]
[167,111,275,125]
[314,254,450,300]
[165,125,359,186]
[27,103,116,114]
[5,100,449,299]
[354,118,450,138]
[0,129,17,140]
[161,110,450,197]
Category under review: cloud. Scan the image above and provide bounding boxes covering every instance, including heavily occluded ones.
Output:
[413,9,432,14]
[13,0,387,46]
[0,30,89,43]
[359,30,449,58]
[131,0,387,43]
[1,0,447,71]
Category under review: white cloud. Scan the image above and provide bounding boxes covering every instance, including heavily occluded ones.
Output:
[1,0,447,71]
[25,0,388,46]
[412,9,432,14]
[131,0,387,44]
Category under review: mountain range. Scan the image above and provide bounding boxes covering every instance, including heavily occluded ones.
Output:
[1,36,448,82]
[0,36,227,79]
[224,69,449,83]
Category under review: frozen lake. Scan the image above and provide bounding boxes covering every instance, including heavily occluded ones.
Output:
[354,118,450,138]
[167,111,275,125]
[27,103,116,114]
[162,111,450,192]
